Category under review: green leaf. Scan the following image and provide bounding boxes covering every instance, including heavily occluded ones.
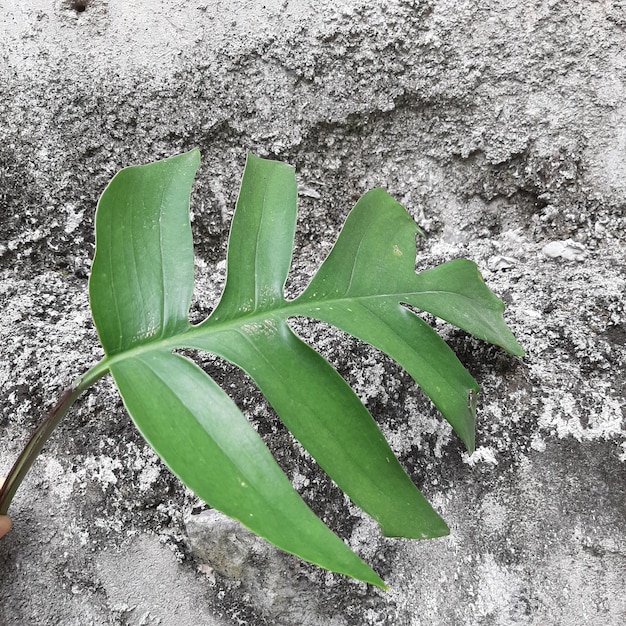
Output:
[89,150,200,355]
[109,350,384,587]
[405,259,525,355]
[294,188,522,356]
[88,149,522,586]
[289,188,523,450]
[187,319,449,539]
[211,154,297,319]
[293,298,480,453]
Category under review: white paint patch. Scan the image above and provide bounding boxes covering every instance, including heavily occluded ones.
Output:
[42,455,76,501]
[462,446,498,467]
[475,553,522,619]
[542,239,587,261]
[81,455,123,487]
[539,394,623,443]
[291,472,310,491]
[139,464,161,492]
[64,204,84,234]
[530,432,547,452]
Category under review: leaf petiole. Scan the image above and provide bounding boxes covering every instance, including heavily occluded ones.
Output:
[0,363,108,516]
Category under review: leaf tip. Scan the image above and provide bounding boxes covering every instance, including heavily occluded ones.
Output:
[188,147,201,165]
[465,435,476,457]
[353,570,389,589]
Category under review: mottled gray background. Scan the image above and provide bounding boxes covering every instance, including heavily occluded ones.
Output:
[0,1,624,624]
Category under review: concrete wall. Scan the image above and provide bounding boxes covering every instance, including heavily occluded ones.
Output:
[0,1,624,624]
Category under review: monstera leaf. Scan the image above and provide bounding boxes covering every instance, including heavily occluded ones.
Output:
[85,149,522,587]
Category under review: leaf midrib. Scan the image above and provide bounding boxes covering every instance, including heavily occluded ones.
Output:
[84,286,492,382]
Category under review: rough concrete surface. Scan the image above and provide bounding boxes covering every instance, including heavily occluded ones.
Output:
[0,0,625,624]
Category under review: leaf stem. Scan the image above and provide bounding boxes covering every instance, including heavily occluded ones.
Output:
[0,364,107,516]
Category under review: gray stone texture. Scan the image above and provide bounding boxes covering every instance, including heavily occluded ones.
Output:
[0,0,625,624]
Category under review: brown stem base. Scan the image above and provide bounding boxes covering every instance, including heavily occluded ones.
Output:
[0,383,85,515]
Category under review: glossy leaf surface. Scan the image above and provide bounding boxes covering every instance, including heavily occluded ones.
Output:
[89,150,523,586]
[90,150,198,355]
[109,350,383,585]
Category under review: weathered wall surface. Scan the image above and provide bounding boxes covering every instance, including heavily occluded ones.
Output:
[0,0,624,624]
